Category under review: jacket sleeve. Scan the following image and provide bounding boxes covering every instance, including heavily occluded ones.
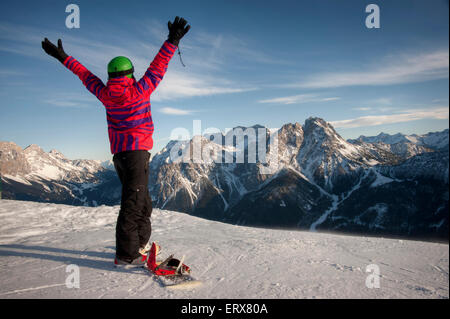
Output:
[134,41,177,97]
[63,56,106,100]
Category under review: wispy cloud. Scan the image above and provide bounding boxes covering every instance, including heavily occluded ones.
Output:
[352,106,396,113]
[258,94,340,105]
[321,97,341,102]
[370,97,393,105]
[432,98,448,103]
[153,72,256,101]
[0,70,26,77]
[331,107,449,129]
[291,50,449,89]
[353,107,372,111]
[159,107,196,115]
[351,97,396,113]
[43,93,96,108]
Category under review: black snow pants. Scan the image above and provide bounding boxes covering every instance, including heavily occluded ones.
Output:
[113,150,153,261]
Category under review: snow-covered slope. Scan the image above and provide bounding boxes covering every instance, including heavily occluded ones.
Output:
[0,200,448,299]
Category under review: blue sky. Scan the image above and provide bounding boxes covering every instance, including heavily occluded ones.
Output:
[0,0,448,161]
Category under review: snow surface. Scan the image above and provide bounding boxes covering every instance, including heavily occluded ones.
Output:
[0,200,448,299]
[370,170,395,188]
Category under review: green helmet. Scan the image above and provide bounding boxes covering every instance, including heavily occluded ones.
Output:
[107,56,134,79]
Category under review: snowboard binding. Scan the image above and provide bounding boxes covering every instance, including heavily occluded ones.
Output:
[146,242,190,277]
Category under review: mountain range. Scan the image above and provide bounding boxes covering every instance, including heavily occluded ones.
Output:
[0,142,120,206]
[1,117,448,240]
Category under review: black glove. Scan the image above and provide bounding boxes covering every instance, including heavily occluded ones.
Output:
[167,16,190,46]
[42,38,69,63]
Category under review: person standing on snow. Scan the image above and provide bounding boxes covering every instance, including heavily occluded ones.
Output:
[42,17,191,266]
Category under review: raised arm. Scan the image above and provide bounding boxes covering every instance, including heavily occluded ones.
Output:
[134,16,190,97]
[134,41,177,96]
[42,38,105,100]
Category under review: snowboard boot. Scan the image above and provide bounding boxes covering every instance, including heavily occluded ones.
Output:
[139,241,161,259]
[114,255,147,268]
[114,243,160,268]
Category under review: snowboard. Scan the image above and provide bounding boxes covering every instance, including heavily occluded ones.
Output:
[146,242,202,289]
[154,272,202,290]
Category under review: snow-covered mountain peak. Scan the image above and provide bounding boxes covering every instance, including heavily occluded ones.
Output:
[302,117,353,149]
[49,149,66,160]
[354,132,412,145]
[275,123,304,167]
[0,141,22,156]
[24,144,42,150]
[301,118,363,159]
[303,117,332,135]
[23,144,46,156]
[0,141,20,149]
[350,129,449,151]
[422,129,449,150]
[0,141,30,176]
[278,122,303,138]
[1,142,106,182]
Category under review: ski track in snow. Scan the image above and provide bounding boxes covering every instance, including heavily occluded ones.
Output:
[0,200,448,299]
